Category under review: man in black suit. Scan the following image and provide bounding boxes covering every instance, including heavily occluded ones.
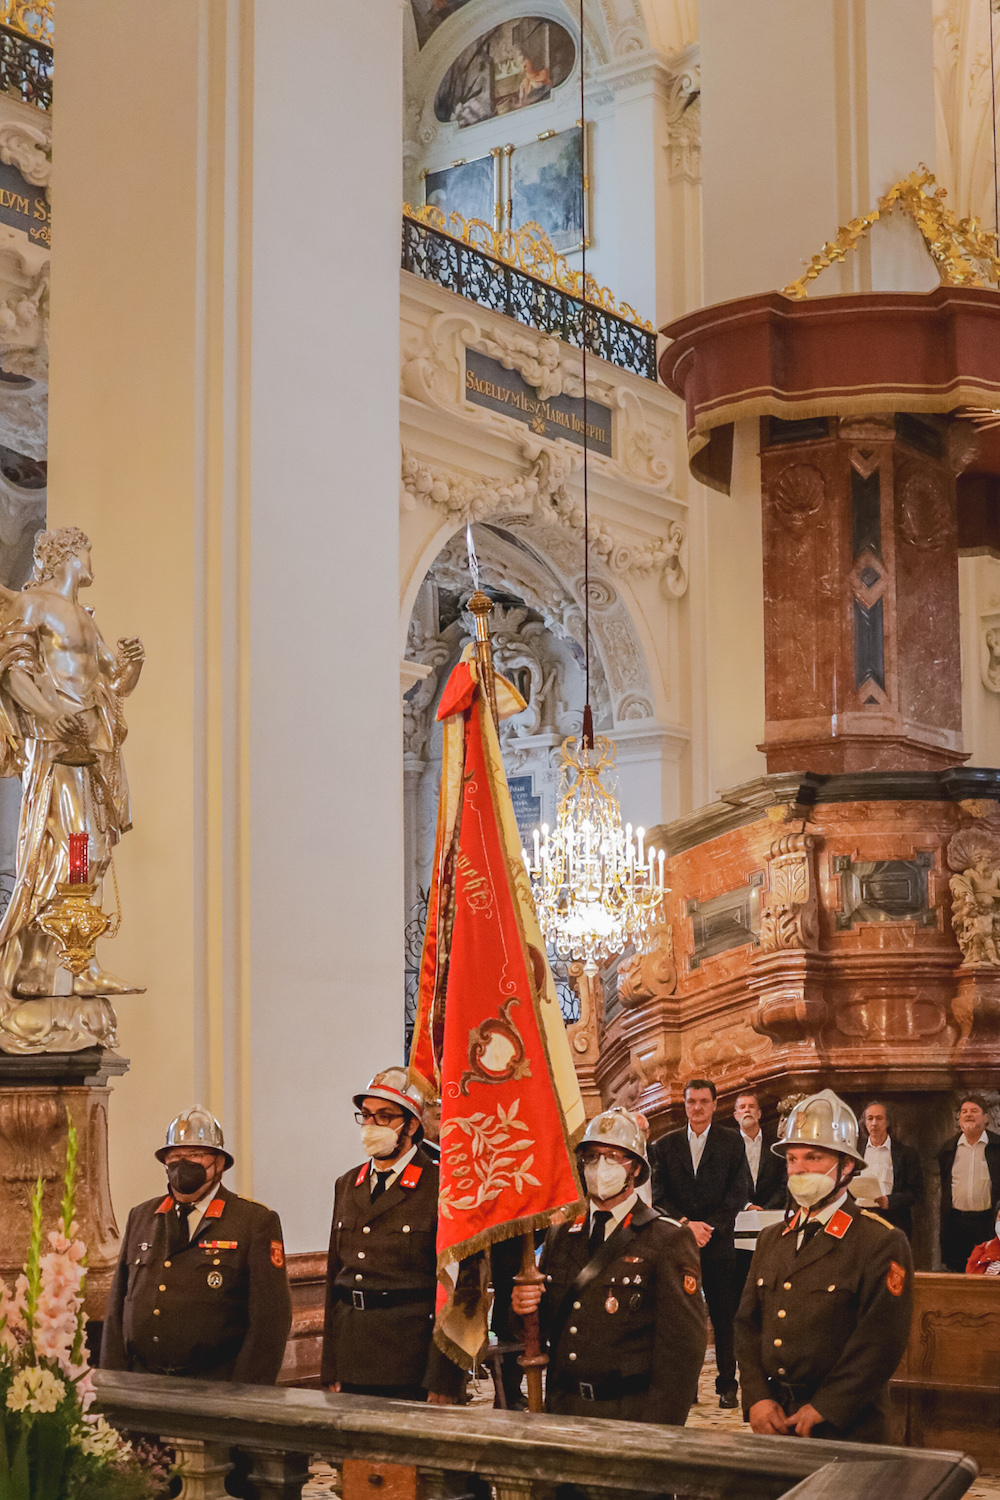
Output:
[648,1077,752,1408]
[938,1096,1000,1272]
[859,1100,924,1241]
[730,1091,786,1303]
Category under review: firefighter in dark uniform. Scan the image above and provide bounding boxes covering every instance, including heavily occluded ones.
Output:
[512,1107,707,1425]
[321,1068,462,1402]
[101,1107,292,1383]
[735,1089,914,1444]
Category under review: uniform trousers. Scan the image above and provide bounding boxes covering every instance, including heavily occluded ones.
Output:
[942,1208,994,1273]
[700,1246,738,1393]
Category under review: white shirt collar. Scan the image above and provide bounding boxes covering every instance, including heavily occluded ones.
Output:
[958,1130,988,1148]
[687,1122,711,1140]
[866,1135,892,1151]
[370,1142,418,1186]
[589,1190,638,1230]
[184,1185,221,1237]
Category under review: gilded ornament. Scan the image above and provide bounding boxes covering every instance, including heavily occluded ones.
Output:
[0,0,53,42]
[782,167,1000,300]
[403,204,653,332]
[34,883,109,976]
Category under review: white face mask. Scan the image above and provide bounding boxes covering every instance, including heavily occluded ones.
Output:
[585,1158,629,1202]
[361,1123,402,1160]
[788,1170,838,1208]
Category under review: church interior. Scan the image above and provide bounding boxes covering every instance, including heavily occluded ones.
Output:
[1,0,1000,1495]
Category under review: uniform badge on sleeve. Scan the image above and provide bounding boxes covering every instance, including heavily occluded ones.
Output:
[270,1240,284,1268]
[887,1261,906,1296]
[684,1273,698,1296]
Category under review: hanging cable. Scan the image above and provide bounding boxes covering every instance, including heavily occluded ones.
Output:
[578,0,593,748]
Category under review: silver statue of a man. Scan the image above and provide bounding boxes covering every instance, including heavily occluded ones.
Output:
[0,527,143,1050]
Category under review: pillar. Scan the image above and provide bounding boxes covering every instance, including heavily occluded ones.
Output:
[47,1,403,1251]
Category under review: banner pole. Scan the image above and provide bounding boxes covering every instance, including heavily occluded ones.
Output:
[467,589,500,732]
[514,1231,548,1413]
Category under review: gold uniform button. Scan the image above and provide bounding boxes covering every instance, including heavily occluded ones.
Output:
[777,1310,786,1318]
[828,1284,836,1292]
[403,1226,411,1234]
[358,1252,365,1259]
[569,1326,577,1335]
[573,1301,581,1310]
[757,1278,764,1287]
[158,1284,166,1292]
[783,1282,792,1290]
[363,1226,371,1234]
[153,1309,160,1316]
[773,1338,782,1347]
[164,1260,172,1269]
[568,1352,577,1361]
[214,1258,220,1266]
[777,1367,786,1375]
[355,1274,363,1282]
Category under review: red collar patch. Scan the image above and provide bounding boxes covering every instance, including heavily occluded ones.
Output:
[204,1198,225,1220]
[155,1196,173,1215]
[825,1208,852,1239]
[623,1211,633,1229]
[355,1162,370,1188]
[399,1163,422,1190]
[782,1210,801,1236]
[568,1215,586,1233]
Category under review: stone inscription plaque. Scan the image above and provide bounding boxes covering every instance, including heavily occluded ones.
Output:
[687,873,765,971]
[465,347,613,455]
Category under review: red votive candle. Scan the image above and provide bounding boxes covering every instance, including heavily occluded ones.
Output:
[68,833,89,886]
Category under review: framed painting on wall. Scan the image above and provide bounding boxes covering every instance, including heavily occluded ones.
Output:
[434,17,575,129]
[423,152,500,229]
[409,0,474,50]
[508,125,587,253]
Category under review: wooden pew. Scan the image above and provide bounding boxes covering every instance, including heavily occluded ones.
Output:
[890,1271,1000,1470]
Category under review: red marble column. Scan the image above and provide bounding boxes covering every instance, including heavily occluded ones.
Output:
[760,412,965,774]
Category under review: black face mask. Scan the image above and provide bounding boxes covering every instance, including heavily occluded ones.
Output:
[167,1159,210,1196]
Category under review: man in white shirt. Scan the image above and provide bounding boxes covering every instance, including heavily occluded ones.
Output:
[860,1101,924,1241]
[939,1096,1000,1272]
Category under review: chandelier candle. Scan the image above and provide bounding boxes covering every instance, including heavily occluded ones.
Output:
[68,834,88,887]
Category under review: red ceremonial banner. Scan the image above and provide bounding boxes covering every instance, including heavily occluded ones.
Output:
[410,652,585,1368]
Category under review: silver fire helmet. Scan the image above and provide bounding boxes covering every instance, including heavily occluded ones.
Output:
[578,1106,650,1185]
[155,1106,234,1169]
[353,1067,425,1141]
[771,1088,866,1165]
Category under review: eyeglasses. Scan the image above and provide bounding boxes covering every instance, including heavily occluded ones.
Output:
[354,1109,405,1128]
[580,1149,631,1168]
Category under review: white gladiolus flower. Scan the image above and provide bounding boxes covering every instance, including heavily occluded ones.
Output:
[6,1366,66,1414]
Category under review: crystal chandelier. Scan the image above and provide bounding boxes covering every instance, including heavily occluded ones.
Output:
[523,721,666,975]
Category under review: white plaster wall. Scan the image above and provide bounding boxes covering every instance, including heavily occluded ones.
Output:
[959,554,1000,771]
[48,1,403,1252]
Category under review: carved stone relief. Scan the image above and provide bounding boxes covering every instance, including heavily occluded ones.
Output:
[759,833,820,953]
[898,462,948,551]
[947,822,1000,967]
[616,922,677,1007]
[773,463,825,529]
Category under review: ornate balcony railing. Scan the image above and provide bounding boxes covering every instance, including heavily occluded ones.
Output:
[95,1370,976,1500]
[402,209,659,382]
[0,0,52,110]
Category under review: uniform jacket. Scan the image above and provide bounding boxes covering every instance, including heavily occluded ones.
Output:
[101,1185,292,1384]
[726,1127,786,1211]
[321,1146,461,1396]
[537,1201,707,1425]
[649,1125,752,1256]
[966,1236,1000,1274]
[858,1136,924,1239]
[734,1198,913,1441]
[938,1131,1000,1220]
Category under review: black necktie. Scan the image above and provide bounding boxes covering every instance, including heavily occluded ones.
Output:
[798,1220,822,1252]
[371,1170,391,1201]
[589,1210,612,1255]
[169,1202,194,1254]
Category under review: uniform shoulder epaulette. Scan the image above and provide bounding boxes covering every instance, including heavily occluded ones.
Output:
[860,1208,895,1231]
[655,1211,685,1228]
